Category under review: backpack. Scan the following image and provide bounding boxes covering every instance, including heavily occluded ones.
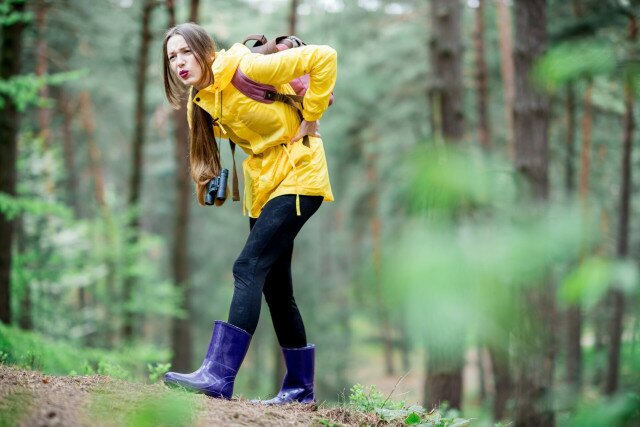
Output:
[225,35,334,204]
[233,34,334,133]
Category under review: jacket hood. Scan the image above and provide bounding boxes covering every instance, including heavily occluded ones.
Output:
[207,43,251,93]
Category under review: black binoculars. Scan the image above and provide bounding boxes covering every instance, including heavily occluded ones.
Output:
[205,168,228,205]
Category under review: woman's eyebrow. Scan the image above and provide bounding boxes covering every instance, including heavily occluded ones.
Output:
[168,46,189,56]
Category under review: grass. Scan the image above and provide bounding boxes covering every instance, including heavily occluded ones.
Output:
[88,382,200,427]
[0,389,35,427]
[0,323,168,379]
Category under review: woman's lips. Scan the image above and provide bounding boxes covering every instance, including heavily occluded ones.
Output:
[179,70,189,79]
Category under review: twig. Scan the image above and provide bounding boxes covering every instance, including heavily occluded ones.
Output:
[380,370,410,409]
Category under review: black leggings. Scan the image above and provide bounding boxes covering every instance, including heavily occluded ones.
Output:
[228,195,323,348]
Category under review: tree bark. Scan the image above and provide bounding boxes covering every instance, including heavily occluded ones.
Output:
[189,0,199,22]
[425,0,465,410]
[123,0,156,340]
[604,15,636,395]
[563,80,582,390]
[288,0,299,35]
[564,81,593,391]
[166,0,198,372]
[0,0,27,325]
[488,345,511,421]
[79,90,113,346]
[564,84,576,195]
[579,82,593,204]
[58,90,82,219]
[495,0,515,159]
[474,0,491,149]
[36,0,51,149]
[368,153,394,376]
[429,0,464,141]
[512,1,555,426]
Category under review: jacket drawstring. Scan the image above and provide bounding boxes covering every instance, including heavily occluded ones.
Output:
[281,143,301,216]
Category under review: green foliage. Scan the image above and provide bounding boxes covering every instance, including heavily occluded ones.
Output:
[0,192,71,221]
[89,384,198,427]
[0,70,87,112]
[400,145,516,217]
[347,384,472,426]
[533,39,617,92]
[348,383,406,412]
[0,323,169,379]
[0,0,32,26]
[559,257,639,308]
[563,393,640,427]
[0,389,34,427]
[123,392,197,427]
[387,145,608,347]
[147,362,171,383]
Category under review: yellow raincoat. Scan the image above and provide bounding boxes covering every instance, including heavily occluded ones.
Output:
[188,43,337,218]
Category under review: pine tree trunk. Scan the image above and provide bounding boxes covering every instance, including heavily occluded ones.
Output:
[170,104,193,369]
[488,345,511,421]
[429,0,464,141]
[190,0,199,22]
[57,90,82,218]
[579,82,593,204]
[565,84,576,195]
[605,16,636,395]
[0,0,27,325]
[124,0,156,340]
[36,0,51,150]
[474,0,491,149]
[368,153,394,376]
[425,0,465,410]
[288,0,299,35]
[512,1,555,425]
[495,0,515,159]
[56,89,86,313]
[564,81,593,391]
[564,83,580,390]
[79,91,113,346]
[165,0,195,373]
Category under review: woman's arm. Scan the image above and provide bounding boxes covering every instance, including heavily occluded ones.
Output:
[240,45,338,122]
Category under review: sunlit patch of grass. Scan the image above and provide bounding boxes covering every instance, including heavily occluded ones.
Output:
[88,382,200,427]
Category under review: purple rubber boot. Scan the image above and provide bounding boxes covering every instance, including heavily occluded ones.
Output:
[163,320,251,399]
[262,344,315,404]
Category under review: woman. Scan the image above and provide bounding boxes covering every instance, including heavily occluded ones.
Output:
[161,22,336,404]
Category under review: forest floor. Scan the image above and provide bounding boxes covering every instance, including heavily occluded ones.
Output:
[0,365,389,427]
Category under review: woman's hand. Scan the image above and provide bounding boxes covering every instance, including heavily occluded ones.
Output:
[290,120,320,144]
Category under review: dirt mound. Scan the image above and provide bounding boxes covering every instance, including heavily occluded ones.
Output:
[0,365,388,426]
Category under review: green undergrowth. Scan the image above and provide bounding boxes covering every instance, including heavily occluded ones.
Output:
[0,389,35,427]
[341,383,473,426]
[0,323,169,380]
[89,382,200,427]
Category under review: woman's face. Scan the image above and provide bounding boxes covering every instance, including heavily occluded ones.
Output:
[167,34,205,89]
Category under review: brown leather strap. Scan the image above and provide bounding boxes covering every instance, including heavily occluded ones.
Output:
[229,140,240,201]
[242,34,268,46]
[264,90,304,108]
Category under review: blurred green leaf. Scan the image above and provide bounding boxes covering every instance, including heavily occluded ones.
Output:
[559,257,614,308]
[533,40,617,92]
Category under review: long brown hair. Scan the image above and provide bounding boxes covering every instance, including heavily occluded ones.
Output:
[162,23,223,206]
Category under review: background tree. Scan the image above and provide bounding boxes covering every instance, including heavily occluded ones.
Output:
[0,0,28,325]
